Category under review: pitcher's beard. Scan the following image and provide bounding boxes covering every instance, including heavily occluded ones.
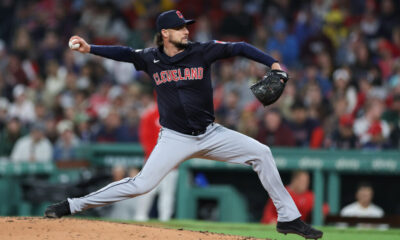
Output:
[171,39,188,50]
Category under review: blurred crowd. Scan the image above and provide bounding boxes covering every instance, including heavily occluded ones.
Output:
[1,0,400,162]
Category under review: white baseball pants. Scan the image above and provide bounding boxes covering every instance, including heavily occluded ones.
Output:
[68,123,301,222]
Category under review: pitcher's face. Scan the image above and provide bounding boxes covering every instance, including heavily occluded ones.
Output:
[163,25,189,49]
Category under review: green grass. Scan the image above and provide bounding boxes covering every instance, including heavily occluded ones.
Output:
[129,219,400,240]
[82,217,400,240]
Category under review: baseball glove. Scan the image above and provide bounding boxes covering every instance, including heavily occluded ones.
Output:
[250,69,289,106]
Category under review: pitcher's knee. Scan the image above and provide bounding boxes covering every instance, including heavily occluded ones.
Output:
[252,145,274,166]
[254,144,272,158]
[128,177,158,196]
[263,145,272,155]
[135,183,156,195]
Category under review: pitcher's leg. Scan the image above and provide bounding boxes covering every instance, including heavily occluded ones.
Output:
[250,145,300,222]
[68,132,195,214]
[200,124,300,222]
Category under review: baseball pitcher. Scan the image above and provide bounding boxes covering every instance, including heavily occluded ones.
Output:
[46,10,322,239]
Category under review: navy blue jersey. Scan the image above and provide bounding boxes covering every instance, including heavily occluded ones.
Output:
[90,41,277,134]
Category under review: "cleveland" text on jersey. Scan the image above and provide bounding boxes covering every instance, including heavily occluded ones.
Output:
[152,67,204,85]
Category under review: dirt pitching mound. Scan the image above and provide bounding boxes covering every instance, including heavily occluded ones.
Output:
[0,217,263,240]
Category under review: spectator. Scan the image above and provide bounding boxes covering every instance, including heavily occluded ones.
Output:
[331,68,357,114]
[237,109,259,139]
[389,59,400,91]
[341,182,384,218]
[311,0,332,20]
[58,72,78,109]
[0,74,7,102]
[288,102,323,148]
[10,122,53,162]
[353,99,391,149]
[29,76,46,104]
[335,27,362,66]
[126,16,153,49]
[34,101,50,123]
[298,65,332,99]
[0,1,15,43]
[125,107,140,143]
[106,5,130,44]
[223,63,255,109]
[103,58,136,86]
[213,62,234,110]
[219,0,254,41]
[8,84,36,124]
[378,0,399,40]
[193,15,212,43]
[266,18,299,68]
[92,110,133,142]
[293,8,321,48]
[80,3,113,40]
[352,74,374,116]
[324,95,353,141]
[87,80,111,118]
[7,54,29,86]
[322,8,348,48]
[38,31,63,71]
[0,117,26,157]
[382,94,400,148]
[107,86,127,116]
[215,90,241,130]
[43,59,67,106]
[63,49,80,74]
[73,90,90,120]
[275,80,296,120]
[261,171,323,224]
[315,51,334,83]
[53,120,80,162]
[300,28,334,66]
[76,64,91,91]
[390,26,400,57]
[350,42,373,83]
[377,39,396,81]
[303,83,331,122]
[43,117,59,144]
[360,10,380,40]
[0,97,8,131]
[326,114,359,149]
[257,108,296,147]
[75,118,92,143]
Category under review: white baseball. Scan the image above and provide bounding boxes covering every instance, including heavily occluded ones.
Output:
[69,39,80,50]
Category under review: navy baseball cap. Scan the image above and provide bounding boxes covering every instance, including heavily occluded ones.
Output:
[156,10,195,32]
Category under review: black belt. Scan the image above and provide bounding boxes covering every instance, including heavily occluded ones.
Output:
[183,123,214,136]
[189,129,206,136]
[180,128,206,136]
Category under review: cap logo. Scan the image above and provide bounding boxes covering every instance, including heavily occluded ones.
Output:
[176,10,184,19]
